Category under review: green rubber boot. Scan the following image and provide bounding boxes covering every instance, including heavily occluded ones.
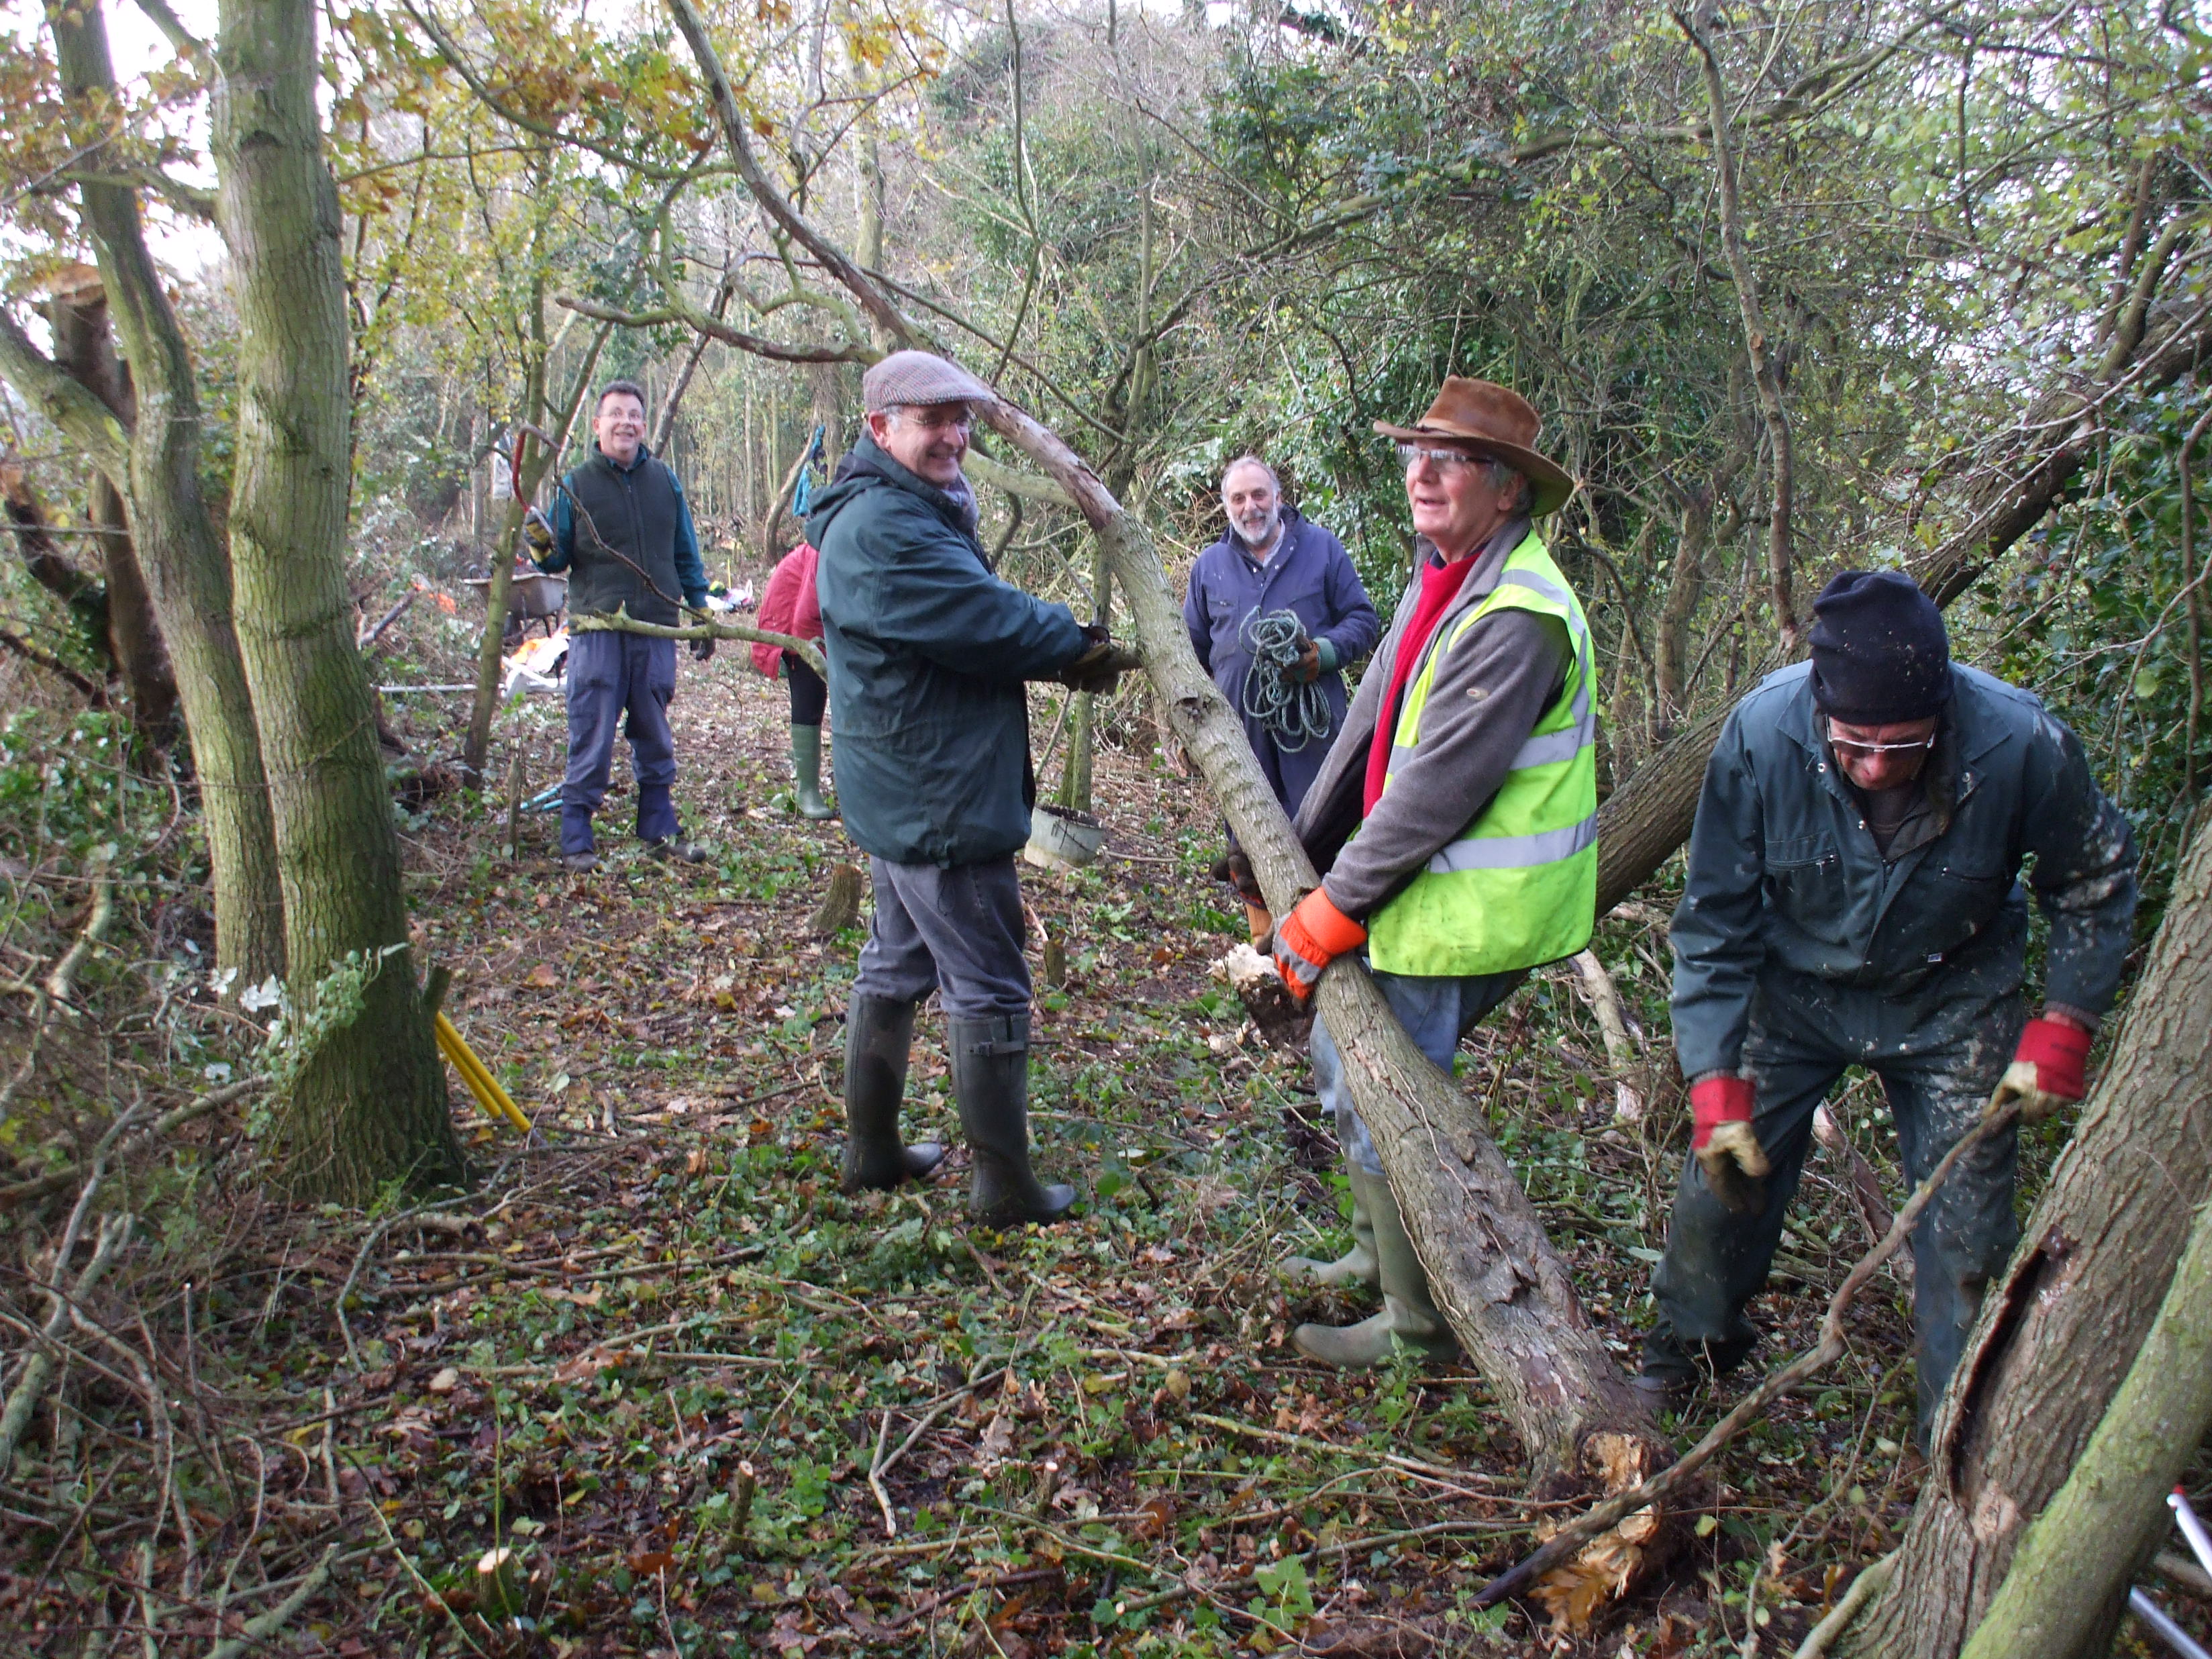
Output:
[1291,1166,1456,1367]
[1281,1176,1380,1289]
[950,1013,1076,1225]
[791,723,836,820]
[839,995,946,1193]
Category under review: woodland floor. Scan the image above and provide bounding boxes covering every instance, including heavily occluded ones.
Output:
[5,658,2183,1658]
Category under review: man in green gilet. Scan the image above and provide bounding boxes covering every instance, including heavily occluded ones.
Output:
[1269,377,1597,1367]
[525,379,712,873]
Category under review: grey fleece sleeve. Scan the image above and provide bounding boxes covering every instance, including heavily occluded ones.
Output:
[1319,609,1570,921]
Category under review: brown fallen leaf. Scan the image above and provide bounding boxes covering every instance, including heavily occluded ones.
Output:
[525,962,560,988]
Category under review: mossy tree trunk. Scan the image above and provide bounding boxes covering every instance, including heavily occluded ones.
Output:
[1842,811,2212,1657]
[213,0,464,1198]
[40,0,283,984]
[1953,1172,2212,1659]
[46,281,180,743]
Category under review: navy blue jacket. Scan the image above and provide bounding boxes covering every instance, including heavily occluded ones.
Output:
[1671,662,2137,1080]
[1183,509,1378,811]
[809,437,1088,866]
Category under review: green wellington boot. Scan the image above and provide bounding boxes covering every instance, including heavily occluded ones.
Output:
[839,995,946,1193]
[1291,1166,1457,1367]
[791,723,837,820]
[1281,1174,1380,1289]
[950,1012,1076,1225]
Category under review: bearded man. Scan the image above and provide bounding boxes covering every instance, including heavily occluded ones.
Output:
[1185,456,1377,941]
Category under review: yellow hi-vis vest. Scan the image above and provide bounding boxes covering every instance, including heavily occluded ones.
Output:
[1365,529,1599,976]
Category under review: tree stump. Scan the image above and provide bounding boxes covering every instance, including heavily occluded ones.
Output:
[806,862,863,938]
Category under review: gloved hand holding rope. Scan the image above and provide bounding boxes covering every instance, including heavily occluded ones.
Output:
[1240,609,1336,752]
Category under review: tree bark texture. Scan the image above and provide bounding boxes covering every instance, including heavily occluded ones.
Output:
[1844,812,2212,1657]
[986,399,1660,1475]
[1954,1191,2212,1659]
[214,0,463,1198]
[42,0,284,983]
[46,279,180,740]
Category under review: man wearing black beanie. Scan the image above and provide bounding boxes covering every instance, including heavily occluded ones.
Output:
[1637,569,2138,1441]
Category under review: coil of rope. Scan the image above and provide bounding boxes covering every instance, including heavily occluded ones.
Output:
[1239,609,1335,752]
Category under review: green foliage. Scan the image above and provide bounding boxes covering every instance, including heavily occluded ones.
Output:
[1980,382,2212,929]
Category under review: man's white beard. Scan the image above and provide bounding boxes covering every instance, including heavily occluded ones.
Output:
[1235,513,1283,555]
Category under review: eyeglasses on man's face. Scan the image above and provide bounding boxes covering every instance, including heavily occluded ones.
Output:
[1397,443,1478,474]
[892,405,974,435]
[1825,718,1937,758]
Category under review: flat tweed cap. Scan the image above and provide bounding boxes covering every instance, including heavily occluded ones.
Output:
[862,351,998,413]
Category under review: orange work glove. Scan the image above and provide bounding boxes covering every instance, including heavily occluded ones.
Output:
[1272,887,1366,1004]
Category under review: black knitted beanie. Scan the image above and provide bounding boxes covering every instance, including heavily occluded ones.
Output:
[1807,570,1952,725]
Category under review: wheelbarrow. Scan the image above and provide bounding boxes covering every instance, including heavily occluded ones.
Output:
[464,566,568,639]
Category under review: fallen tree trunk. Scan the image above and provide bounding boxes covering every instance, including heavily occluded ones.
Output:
[1841,807,2212,1656]
[656,0,1660,1476]
[985,398,1660,1475]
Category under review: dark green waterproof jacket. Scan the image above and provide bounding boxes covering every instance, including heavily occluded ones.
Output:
[809,436,1088,866]
[1671,662,2137,1080]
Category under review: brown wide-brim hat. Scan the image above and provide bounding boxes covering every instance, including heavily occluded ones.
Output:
[1374,376,1576,515]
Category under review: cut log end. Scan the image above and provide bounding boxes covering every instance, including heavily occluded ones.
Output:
[1530,1432,1687,1636]
[1211,943,1310,1049]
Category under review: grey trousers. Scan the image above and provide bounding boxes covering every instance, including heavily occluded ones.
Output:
[852,855,1032,1019]
[1646,977,2023,1426]
[1311,962,1521,1176]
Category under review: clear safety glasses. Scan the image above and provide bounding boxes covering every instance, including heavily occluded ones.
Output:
[1826,719,1937,758]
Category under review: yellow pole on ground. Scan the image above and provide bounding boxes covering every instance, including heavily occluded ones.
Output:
[435,1012,534,1133]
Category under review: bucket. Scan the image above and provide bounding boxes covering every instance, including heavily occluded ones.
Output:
[1025,804,1105,872]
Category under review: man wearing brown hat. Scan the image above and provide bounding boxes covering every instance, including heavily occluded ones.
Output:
[1640,570,2135,1438]
[808,350,1140,1225]
[1267,376,1599,1366]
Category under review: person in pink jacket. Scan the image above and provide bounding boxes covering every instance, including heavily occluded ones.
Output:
[753,542,836,819]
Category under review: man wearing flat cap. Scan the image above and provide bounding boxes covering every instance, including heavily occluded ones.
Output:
[1268,376,1599,1366]
[1639,569,2137,1438]
[809,350,1140,1226]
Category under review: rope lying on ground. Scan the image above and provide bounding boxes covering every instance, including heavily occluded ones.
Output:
[1239,609,1334,751]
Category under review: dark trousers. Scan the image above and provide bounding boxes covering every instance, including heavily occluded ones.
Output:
[852,855,1030,1019]
[1646,977,2023,1425]
[785,651,827,726]
[561,631,678,855]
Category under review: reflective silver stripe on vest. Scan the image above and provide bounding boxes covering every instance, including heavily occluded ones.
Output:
[1506,725,1587,768]
[1424,813,1597,873]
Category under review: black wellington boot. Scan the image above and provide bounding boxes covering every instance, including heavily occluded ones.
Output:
[949,1012,1075,1225]
[839,995,946,1193]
